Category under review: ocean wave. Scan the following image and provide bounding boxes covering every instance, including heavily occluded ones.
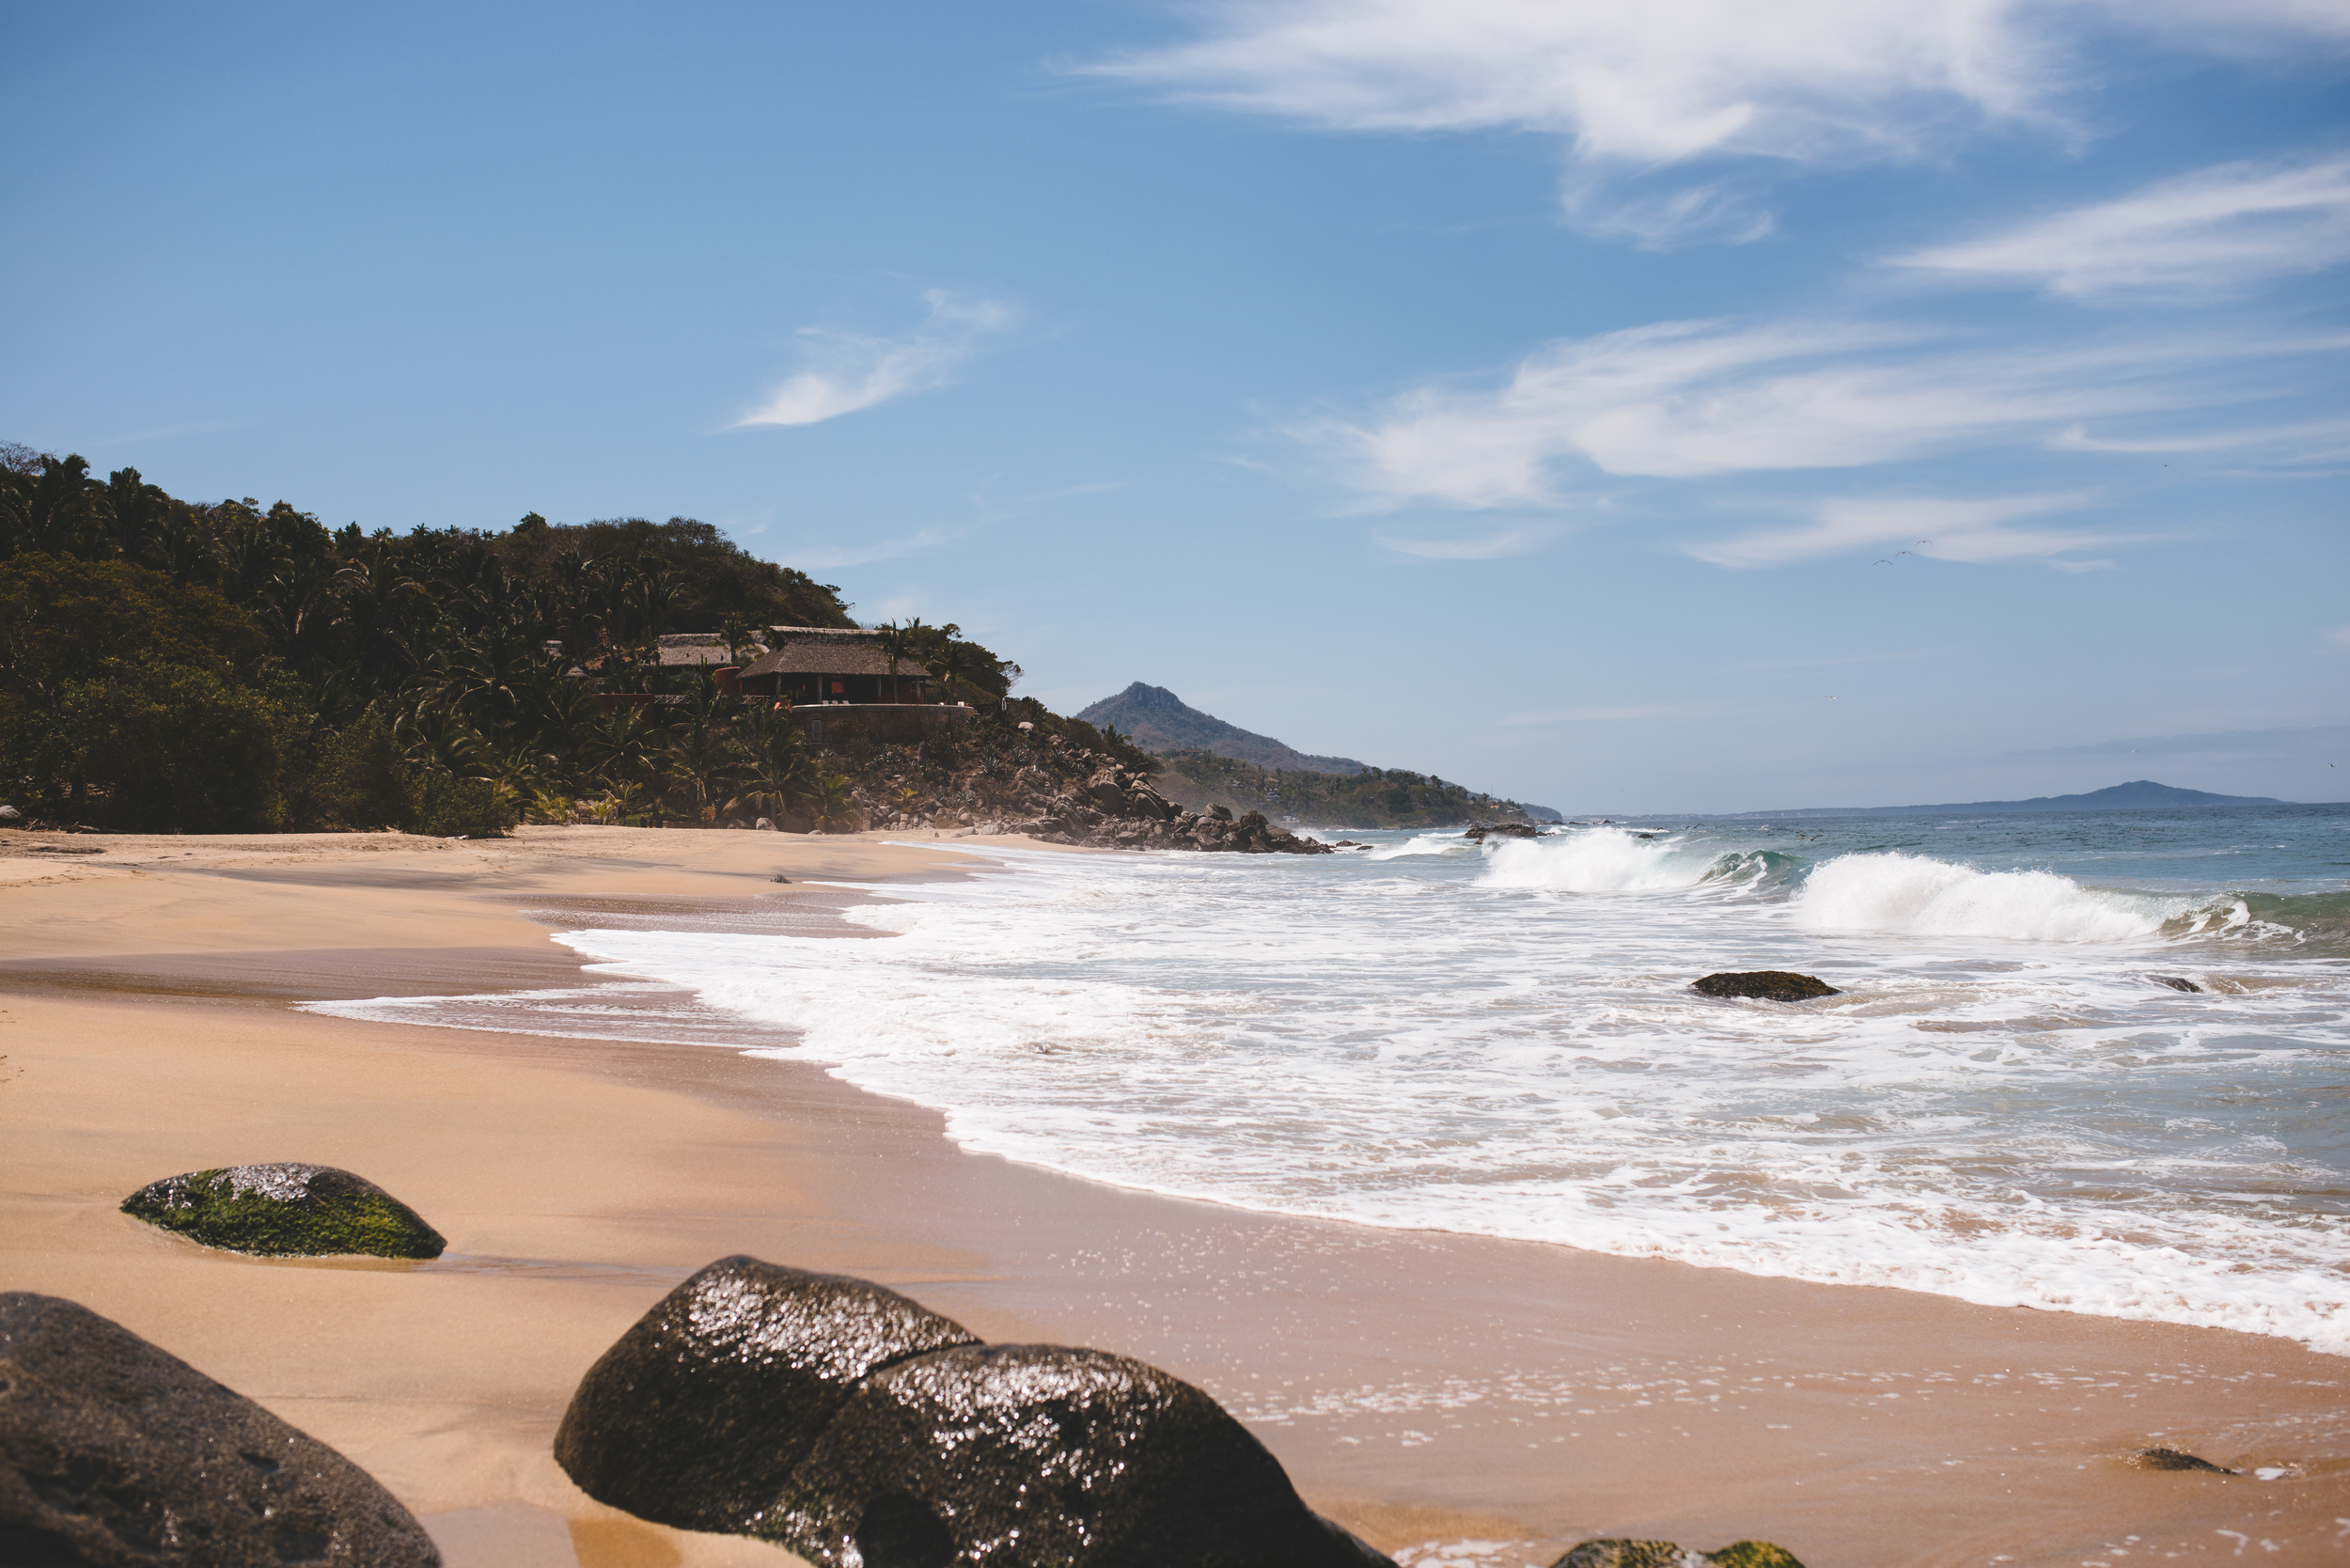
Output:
[2164,887,2350,950]
[1793,852,2191,943]
[1477,828,1720,892]
[1364,831,1480,861]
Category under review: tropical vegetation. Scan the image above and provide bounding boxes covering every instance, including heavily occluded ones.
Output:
[0,445,1044,835]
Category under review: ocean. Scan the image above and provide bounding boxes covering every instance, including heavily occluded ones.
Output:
[308,805,2350,1356]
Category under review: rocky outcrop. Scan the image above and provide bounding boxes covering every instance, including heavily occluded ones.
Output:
[121,1164,446,1260]
[999,768,1333,855]
[1463,823,1540,841]
[0,1292,441,1566]
[1554,1543,1805,1568]
[557,1257,1390,1567]
[2150,976,2202,994]
[556,1256,978,1535]
[1691,971,1841,1003]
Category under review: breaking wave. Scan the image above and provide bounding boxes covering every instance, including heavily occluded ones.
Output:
[1793,852,2186,943]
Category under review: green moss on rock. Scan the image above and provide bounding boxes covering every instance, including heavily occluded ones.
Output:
[1554,1543,1805,1568]
[121,1163,446,1259]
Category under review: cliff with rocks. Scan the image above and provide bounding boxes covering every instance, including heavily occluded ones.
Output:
[824,708,1329,855]
[1153,748,1550,830]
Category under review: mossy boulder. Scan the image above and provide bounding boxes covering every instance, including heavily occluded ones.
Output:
[121,1164,446,1260]
[0,1292,441,1565]
[1554,1544,1805,1568]
[1692,971,1841,1002]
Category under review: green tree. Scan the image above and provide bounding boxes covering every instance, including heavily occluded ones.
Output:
[52,664,296,832]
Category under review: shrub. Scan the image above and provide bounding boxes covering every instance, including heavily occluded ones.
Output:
[54,666,291,832]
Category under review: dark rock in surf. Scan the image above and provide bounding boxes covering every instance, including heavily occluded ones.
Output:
[2150,976,2202,994]
[1553,1543,1805,1568]
[757,1342,1392,1568]
[2136,1447,2236,1473]
[1693,971,1841,1003]
[121,1163,446,1259]
[0,1292,441,1567]
[555,1256,979,1534]
[1463,822,1539,841]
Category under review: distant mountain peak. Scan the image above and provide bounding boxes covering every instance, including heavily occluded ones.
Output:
[1076,683,1368,776]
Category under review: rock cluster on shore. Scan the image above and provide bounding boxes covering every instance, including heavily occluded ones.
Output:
[866,751,1332,854]
[557,1255,1388,1567]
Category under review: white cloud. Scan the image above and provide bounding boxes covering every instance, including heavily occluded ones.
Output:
[1894,153,2350,296]
[1089,1,2349,168]
[2047,417,2350,456]
[735,291,1010,429]
[1684,491,2143,568]
[1297,318,2342,510]
[782,526,963,570]
[1372,521,1563,558]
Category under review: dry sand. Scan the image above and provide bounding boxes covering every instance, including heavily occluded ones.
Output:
[1,824,2343,1567]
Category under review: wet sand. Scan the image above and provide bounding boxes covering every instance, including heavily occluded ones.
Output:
[2,825,2343,1566]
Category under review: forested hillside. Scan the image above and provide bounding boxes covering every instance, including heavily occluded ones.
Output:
[1153,749,1543,828]
[0,445,1039,835]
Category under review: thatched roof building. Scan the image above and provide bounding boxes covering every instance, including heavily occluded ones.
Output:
[733,629,936,704]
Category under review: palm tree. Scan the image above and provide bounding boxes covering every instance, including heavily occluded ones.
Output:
[727,706,821,824]
[812,770,862,833]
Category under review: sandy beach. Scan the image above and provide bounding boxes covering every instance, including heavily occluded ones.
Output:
[2,824,2343,1567]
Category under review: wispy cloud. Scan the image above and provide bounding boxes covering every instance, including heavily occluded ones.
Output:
[1684,491,2143,569]
[781,526,963,570]
[2046,416,2350,457]
[2325,623,2350,650]
[1373,521,1564,558]
[1894,152,2350,296]
[1087,0,2048,165]
[1085,2,2350,243]
[734,291,1010,429]
[1295,318,2344,511]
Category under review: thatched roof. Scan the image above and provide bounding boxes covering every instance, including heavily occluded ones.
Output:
[736,629,923,680]
[657,634,741,667]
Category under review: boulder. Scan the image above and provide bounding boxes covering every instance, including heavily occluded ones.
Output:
[2136,1447,2235,1473]
[757,1342,1390,1568]
[121,1164,446,1260]
[1553,1544,1804,1568]
[2150,976,2201,994]
[555,1256,978,1535]
[1464,823,1539,841]
[0,1292,440,1566]
[1691,971,1841,1003]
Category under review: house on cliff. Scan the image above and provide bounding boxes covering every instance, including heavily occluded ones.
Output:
[730,628,938,706]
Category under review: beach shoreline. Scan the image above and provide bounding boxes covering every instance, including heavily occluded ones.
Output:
[2,825,2344,1566]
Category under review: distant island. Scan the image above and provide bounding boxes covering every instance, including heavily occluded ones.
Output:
[1075,683,1561,829]
[1716,779,2289,820]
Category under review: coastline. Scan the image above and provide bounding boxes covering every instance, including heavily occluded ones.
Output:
[2,826,2343,1566]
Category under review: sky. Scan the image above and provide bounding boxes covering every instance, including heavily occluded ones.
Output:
[6,0,2346,812]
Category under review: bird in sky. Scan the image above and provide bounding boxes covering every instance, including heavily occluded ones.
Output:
[1874,558,1893,565]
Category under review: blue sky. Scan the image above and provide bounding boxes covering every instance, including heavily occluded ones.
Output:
[7,1,2345,811]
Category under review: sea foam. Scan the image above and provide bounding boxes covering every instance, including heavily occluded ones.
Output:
[1794,852,2184,943]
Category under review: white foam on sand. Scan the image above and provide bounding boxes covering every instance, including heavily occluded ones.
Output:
[415,839,2350,1357]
